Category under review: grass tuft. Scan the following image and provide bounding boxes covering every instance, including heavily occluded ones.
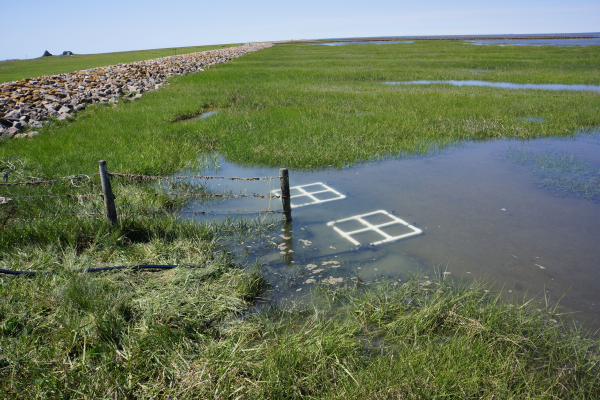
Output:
[507,146,600,200]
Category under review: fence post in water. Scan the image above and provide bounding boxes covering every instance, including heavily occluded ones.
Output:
[98,160,118,224]
[279,168,292,221]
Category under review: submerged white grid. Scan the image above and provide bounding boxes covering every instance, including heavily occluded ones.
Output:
[272,182,346,208]
[327,210,422,246]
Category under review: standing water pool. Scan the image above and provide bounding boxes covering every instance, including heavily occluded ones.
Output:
[179,131,600,327]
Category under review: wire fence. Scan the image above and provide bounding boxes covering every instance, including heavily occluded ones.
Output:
[109,172,276,181]
[8,209,283,221]
[2,192,281,200]
[1,172,276,187]
[0,174,98,187]
[0,162,291,224]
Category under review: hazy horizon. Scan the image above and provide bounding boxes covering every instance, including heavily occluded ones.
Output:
[2,0,599,60]
[3,32,599,62]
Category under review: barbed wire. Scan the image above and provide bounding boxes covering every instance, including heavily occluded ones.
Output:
[109,173,277,181]
[1,172,277,186]
[9,212,106,220]
[1,170,283,222]
[0,193,98,200]
[7,208,282,220]
[115,192,281,198]
[1,192,281,200]
[121,209,283,215]
[0,174,99,187]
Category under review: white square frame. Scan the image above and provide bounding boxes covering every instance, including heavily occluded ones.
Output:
[327,210,422,246]
[272,182,346,208]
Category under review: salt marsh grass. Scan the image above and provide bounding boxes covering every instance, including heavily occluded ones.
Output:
[1,40,600,398]
[2,273,598,398]
[2,40,599,176]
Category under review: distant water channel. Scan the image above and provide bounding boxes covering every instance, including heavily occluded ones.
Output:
[465,38,600,46]
[177,131,600,328]
[384,80,600,93]
[314,41,413,46]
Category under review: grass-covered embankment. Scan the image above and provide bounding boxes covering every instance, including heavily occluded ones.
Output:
[0,43,241,84]
[2,41,600,398]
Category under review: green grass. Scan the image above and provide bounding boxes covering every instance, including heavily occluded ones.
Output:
[0,43,241,83]
[2,268,598,398]
[1,41,599,177]
[1,41,600,398]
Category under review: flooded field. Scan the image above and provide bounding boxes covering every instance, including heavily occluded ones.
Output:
[384,80,600,93]
[180,131,600,327]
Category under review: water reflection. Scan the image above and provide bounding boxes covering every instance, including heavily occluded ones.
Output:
[282,222,294,267]
[180,108,220,123]
[199,110,219,119]
[179,131,600,328]
[518,117,545,122]
[383,80,600,93]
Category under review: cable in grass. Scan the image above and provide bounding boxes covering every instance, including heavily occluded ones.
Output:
[0,264,203,276]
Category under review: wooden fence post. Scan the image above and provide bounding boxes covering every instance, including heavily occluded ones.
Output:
[98,160,118,224]
[279,168,292,222]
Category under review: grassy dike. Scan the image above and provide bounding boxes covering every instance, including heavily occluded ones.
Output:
[0,43,241,84]
[1,41,599,398]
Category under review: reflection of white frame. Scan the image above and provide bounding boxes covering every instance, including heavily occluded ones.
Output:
[327,210,422,246]
[272,182,346,208]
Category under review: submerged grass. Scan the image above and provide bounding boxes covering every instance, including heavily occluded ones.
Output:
[507,146,600,201]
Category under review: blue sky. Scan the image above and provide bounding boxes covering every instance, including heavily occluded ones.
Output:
[2,0,599,60]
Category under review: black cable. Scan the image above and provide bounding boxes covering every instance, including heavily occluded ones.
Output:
[0,245,381,276]
[0,269,38,275]
[0,264,203,276]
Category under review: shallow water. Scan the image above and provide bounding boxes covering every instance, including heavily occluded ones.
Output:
[199,110,219,119]
[384,80,600,93]
[315,41,414,46]
[519,117,545,123]
[179,132,600,327]
[180,108,220,122]
[465,38,600,47]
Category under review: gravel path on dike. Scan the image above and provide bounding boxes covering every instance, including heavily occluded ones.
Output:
[0,42,272,139]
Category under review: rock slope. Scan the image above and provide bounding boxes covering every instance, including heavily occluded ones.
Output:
[0,43,272,139]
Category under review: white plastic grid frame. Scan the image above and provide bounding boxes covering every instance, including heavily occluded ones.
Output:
[327,210,422,246]
[272,182,346,208]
